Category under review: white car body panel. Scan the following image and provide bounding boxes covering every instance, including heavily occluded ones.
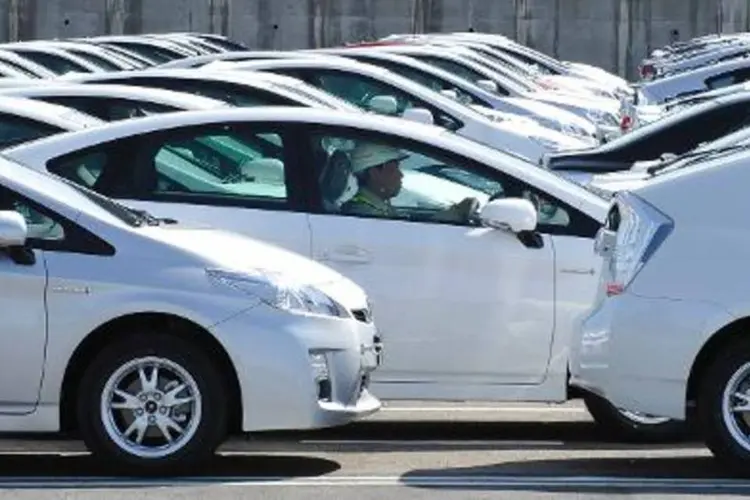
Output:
[0,152,381,432]
[570,150,750,419]
[2,106,609,403]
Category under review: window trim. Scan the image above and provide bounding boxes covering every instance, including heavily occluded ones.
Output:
[297,124,600,238]
[0,185,115,256]
[47,122,311,213]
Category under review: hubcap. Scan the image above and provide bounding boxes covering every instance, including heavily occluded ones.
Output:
[722,361,750,452]
[100,356,202,459]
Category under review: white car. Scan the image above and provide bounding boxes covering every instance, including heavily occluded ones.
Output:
[0,106,687,439]
[0,83,231,121]
[569,146,750,470]
[360,44,624,138]
[59,68,363,113]
[310,47,601,144]
[0,150,381,471]
[0,95,104,148]
[206,57,591,162]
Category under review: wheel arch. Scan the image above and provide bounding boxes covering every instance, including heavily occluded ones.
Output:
[686,316,750,409]
[59,312,243,435]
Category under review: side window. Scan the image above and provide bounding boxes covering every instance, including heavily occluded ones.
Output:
[104,78,294,108]
[296,69,462,131]
[42,96,177,121]
[359,59,490,107]
[47,149,109,189]
[309,129,572,229]
[10,50,90,74]
[0,188,64,242]
[412,56,490,86]
[705,68,750,89]
[133,124,291,206]
[0,114,63,148]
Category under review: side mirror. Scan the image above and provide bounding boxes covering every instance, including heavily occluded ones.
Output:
[659,152,678,162]
[367,95,399,115]
[479,198,537,233]
[440,89,460,101]
[0,210,27,248]
[402,107,434,125]
[477,79,499,93]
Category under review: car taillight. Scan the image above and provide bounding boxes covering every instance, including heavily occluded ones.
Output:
[640,64,656,79]
[620,114,633,131]
[596,192,673,296]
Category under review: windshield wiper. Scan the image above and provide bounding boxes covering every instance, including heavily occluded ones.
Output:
[129,208,178,226]
[647,143,750,176]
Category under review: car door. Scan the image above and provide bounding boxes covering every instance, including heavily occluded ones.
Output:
[300,125,563,389]
[0,186,55,413]
[44,122,314,258]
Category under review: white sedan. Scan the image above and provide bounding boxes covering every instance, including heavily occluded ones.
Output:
[204,57,592,162]
[0,145,381,472]
[1,106,685,440]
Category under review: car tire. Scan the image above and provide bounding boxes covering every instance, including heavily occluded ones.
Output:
[583,392,686,442]
[698,339,750,472]
[76,331,229,474]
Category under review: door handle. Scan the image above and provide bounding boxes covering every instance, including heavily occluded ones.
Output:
[321,245,371,264]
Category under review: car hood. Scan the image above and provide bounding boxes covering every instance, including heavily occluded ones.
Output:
[586,169,651,194]
[138,224,369,311]
[502,96,598,133]
[490,117,591,151]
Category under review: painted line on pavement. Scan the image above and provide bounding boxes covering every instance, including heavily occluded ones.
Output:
[0,475,747,490]
[297,439,566,447]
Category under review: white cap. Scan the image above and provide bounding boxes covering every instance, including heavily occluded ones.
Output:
[350,143,408,174]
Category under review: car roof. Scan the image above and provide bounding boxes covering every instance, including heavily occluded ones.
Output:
[2,106,608,219]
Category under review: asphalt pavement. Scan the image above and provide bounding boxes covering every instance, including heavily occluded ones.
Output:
[0,400,747,499]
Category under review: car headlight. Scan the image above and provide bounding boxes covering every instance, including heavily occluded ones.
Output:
[206,268,349,318]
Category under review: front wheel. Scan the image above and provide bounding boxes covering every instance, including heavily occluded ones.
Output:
[583,392,686,442]
[76,332,229,474]
[698,340,750,473]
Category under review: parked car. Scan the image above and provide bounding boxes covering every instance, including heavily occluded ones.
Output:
[634,56,750,106]
[569,145,750,470]
[543,92,750,179]
[0,105,688,440]
[0,84,231,121]
[309,47,601,144]
[59,68,363,113]
[206,57,592,161]
[0,95,105,148]
[0,150,383,471]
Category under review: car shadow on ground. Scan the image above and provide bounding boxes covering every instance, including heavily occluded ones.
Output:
[400,456,750,494]
[256,420,703,452]
[0,453,340,488]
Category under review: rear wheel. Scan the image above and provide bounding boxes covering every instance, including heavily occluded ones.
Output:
[583,392,686,442]
[76,332,229,474]
[698,339,750,473]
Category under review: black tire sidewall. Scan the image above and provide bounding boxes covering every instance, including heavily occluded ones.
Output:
[583,392,685,442]
[76,332,228,473]
[698,346,750,466]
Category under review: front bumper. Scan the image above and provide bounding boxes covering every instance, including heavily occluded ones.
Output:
[569,292,733,420]
[211,304,384,433]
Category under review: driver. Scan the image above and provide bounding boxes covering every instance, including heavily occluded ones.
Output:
[342,142,479,222]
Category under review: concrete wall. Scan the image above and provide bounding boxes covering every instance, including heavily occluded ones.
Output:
[0,0,748,79]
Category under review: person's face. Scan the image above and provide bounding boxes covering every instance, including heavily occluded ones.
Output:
[369,160,403,199]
